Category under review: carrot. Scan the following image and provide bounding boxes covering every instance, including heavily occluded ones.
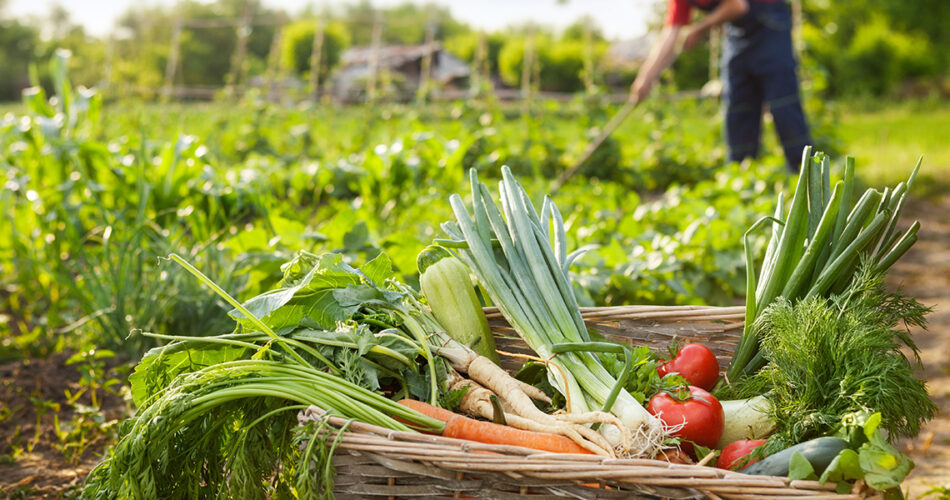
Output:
[442,415,594,455]
[397,399,459,423]
[581,483,613,489]
[398,398,595,455]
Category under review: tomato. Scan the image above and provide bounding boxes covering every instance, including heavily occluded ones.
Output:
[647,386,724,449]
[657,343,720,390]
[717,439,766,470]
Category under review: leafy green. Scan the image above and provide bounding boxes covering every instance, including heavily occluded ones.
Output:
[402,358,454,402]
[691,443,718,463]
[817,412,915,492]
[439,384,469,412]
[514,361,567,412]
[819,449,863,484]
[855,413,914,490]
[84,358,443,499]
[231,253,367,331]
[789,451,819,481]
[129,339,249,406]
[86,250,458,499]
[735,264,934,449]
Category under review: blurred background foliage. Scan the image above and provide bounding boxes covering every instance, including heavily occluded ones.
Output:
[1,0,948,102]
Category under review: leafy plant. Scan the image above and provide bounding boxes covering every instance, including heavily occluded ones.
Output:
[1,53,815,366]
[737,264,935,451]
[922,485,950,500]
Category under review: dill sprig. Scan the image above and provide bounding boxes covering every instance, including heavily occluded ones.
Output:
[735,262,935,451]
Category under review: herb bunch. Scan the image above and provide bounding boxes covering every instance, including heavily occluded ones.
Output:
[734,264,934,452]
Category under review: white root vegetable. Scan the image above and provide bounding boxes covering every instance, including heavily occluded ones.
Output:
[404,286,645,456]
[512,376,552,404]
[447,371,617,457]
[717,395,775,448]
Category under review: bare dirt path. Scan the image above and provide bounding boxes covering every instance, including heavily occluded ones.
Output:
[893,196,950,498]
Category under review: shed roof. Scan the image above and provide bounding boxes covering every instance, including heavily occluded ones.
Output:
[341,42,442,68]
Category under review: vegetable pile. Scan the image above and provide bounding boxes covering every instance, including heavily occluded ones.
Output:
[82,150,933,499]
[711,149,934,494]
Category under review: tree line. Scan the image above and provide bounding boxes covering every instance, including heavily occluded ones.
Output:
[0,0,946,102]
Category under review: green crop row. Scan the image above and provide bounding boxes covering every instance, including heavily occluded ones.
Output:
[0,55,795,360]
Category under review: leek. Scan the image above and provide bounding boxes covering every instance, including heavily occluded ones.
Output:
[440,167,664,455]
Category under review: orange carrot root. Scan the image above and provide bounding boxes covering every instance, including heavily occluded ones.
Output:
[397,399,460,423]
[442,415,595,455]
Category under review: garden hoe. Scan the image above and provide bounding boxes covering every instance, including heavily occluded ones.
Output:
[554,40,689,190]
[553,97,639,190]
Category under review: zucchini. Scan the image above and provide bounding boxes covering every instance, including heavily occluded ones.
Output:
[742,437,849,477]
[418,245,499,363]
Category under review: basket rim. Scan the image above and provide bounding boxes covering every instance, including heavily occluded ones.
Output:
[301,407,865,499]
[308,306,860,497]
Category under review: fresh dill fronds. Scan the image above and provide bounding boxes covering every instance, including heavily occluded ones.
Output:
[736,263,935,451]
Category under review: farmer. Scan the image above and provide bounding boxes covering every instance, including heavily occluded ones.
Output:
[630,0,812,171]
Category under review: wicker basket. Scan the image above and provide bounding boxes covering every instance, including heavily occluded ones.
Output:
[299,305,866,499]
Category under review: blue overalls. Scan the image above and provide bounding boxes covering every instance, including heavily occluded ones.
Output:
[693,0,812,171]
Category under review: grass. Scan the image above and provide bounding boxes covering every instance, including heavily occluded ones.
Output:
[837,99,950,196]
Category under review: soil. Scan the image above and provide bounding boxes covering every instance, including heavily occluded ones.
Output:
[0,352,129,498]
[891,196,950,498]
[1,198,948,499]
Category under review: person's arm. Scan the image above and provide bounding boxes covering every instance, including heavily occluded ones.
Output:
[630,25,681,103]
[683,0,748,49]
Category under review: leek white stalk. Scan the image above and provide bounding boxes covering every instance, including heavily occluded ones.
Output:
[440,167,664,456]
[717,396,775,448]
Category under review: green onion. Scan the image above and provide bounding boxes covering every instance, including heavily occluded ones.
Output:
[722,151,923,390]
[83,357,444,499]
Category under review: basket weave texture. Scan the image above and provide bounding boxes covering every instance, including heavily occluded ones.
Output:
[300,305,865,499]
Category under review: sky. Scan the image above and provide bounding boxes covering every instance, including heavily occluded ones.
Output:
[6,0,660,40]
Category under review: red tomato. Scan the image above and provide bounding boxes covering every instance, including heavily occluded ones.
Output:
[647,386,724,449]
[717,439,766,470]
[657,343,720,390]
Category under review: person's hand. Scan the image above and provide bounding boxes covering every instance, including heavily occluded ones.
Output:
[630,78,652,104]
[683,25,709,50]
